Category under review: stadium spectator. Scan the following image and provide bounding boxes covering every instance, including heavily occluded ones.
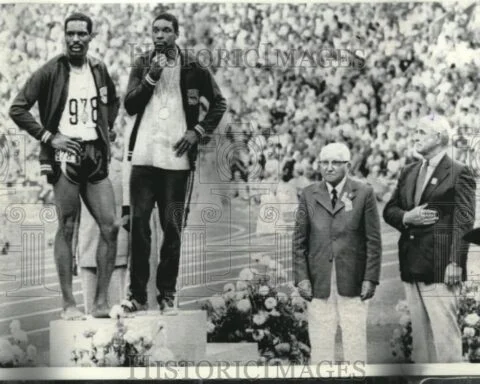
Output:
[2,2,479,204]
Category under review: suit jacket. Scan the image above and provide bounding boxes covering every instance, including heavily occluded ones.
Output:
[383,154,476,283]
[293,177,382,298]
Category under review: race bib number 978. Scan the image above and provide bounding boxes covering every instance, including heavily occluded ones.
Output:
[69,97,98,125]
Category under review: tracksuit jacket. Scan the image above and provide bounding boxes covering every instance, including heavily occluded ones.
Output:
[9,54,119,184]
[124,47,227,167]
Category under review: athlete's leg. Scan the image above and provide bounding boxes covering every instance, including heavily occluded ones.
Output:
[81,177,119,318]
[53,172,84,319]
[155,169,189,301]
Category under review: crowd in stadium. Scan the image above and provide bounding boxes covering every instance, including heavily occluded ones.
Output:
[0,2,479,205]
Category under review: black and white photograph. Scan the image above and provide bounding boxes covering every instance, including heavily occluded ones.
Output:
[0,0,480,380]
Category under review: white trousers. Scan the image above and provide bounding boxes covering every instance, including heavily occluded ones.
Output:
[308,263,368,363]
[404,282,462,363]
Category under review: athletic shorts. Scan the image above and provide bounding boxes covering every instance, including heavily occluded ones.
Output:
[55,139,108,185]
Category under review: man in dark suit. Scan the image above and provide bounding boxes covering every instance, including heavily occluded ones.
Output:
[384,114,476,363]
[293,142,382,363]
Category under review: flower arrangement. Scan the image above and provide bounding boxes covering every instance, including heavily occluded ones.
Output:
[457,283,480,362]
[0,320,37,367]
[391,284,480,363]
[390,300,413,363]
[202,256,311,364]
[71,311,175,367]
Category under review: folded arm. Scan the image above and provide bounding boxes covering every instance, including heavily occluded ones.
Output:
[124,56,155,116]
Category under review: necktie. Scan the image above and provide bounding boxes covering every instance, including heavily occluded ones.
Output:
[331,188,338,209]
[414,160,429,205]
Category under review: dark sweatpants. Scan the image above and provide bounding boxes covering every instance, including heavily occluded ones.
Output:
[128,165,189,305]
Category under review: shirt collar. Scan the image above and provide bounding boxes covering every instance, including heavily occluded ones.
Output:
[326,175,348,196]
[425,150,446,168]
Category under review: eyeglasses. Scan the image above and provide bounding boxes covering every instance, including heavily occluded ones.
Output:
[319,160,349,167]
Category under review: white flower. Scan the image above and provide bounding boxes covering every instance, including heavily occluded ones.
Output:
[235,291,248,301]
[291,295,306,309]
[258,285,270,296]
[9,320,21,333]
[223,283,235,293]
[253,311,268,326]
[237,299,252,313]
[236,281,248,291]
[466,291,476,299]
[399,314,411,327]
[463,327,476,338]
[270,309,281,317]
[207,321,215,334]
[276,292,288,303]
[264,297,277,310]
[209,295,226,310]
[123,330,140,345]
[260,255,272,266]
[294,312,306,323]
[10,345,23,361]
[465,313,480,327]
[92,327,115,348]
[109,304,125,319]
[26,345,37,360]
[252,329,265,341]
[252,254,262,263]
[239,268,255,281]
[0,339,14,365]
[223,290,236,301]
[12,329,28,344]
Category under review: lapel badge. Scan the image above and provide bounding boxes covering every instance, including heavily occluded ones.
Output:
[431,178,438,185]
[341,194,353,212]
[99,86,108,104]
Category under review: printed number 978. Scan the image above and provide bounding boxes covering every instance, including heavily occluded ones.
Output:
[69,97,98,125]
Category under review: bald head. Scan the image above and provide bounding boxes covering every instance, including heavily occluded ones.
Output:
[319,143,351,187]
[416,114,453,146]
[414,114,453,157]
[320,143,351,162]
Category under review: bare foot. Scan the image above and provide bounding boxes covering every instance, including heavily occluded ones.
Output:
[61,306,86,321]
[91,303,111,318]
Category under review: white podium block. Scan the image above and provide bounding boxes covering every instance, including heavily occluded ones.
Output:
[49,310,206,367]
